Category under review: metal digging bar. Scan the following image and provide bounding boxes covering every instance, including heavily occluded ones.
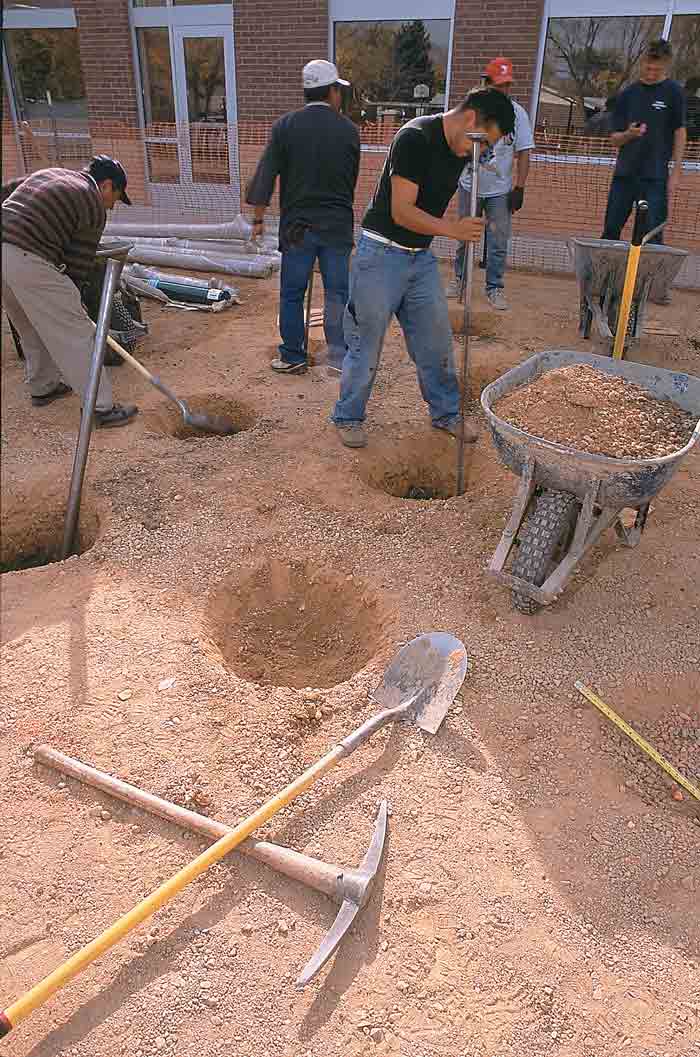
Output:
[34,745,388,988]
[60,242,133,560]
[456,134,484,496]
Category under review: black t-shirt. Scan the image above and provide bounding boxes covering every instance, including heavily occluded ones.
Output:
[245,104,360,248]
[363,115,465,248]
[613,79,686,180]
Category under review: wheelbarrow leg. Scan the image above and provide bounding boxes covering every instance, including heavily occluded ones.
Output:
[488,457,536,575]
[614,502,651,548]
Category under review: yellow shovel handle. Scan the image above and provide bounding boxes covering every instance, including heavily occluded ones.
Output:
[1,746,343,1035]
[612,242,641,361]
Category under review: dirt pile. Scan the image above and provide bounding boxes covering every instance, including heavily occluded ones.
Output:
[496,364,697,459]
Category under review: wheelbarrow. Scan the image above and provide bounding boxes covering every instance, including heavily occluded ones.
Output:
[569,237,687,352]
[481,349,700,613]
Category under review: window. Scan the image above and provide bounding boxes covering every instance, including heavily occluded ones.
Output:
[671,14,700,141]
[137,27,176,125]
[4,27,87,122]
[537,16,665,135]
[334,19,450,136]
[2,0,73,8]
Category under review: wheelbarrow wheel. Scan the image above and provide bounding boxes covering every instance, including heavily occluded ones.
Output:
[511,490,579,614]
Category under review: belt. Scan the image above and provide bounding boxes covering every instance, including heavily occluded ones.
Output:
[362,229,424,254]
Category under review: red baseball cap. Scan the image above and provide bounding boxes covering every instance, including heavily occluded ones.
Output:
[484,57,513,85]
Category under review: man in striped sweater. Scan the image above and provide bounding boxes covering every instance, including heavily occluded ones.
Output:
[2,156,137,427]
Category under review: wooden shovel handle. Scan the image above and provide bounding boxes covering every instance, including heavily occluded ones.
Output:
[0,745,344,1036]
[105,334,153,382]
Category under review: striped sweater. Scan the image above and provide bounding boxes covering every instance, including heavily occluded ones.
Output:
[1,168,106,285]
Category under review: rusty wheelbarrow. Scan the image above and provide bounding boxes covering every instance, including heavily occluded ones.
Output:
[481,349,700,614]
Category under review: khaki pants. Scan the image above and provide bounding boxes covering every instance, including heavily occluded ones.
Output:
[1,243,113,411]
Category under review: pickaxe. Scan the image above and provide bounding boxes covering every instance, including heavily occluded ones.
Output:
[34,746,388,988]
[3,633,467,1037]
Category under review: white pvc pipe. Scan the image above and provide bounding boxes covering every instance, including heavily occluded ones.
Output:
[106,235,279,257]
[124,246,277,277]
[105,216,253,241]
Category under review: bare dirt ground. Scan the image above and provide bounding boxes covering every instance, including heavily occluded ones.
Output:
[1,268,699,1057]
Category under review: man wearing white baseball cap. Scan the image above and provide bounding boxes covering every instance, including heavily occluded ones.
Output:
[246,60,360,374]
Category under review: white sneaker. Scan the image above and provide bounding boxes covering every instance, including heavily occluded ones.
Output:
[447,279,461,299]
[486,288,509,311]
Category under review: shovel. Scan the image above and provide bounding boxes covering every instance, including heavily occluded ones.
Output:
[104,333,237,436]
[0,632,468,1037]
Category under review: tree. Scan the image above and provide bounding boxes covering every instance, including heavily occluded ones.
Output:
[7,28,84,109]
[393,20,435,101]
[547,16,661,113]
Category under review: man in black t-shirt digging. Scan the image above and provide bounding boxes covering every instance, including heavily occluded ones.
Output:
[602,39,687,248]
[332,89,514,448]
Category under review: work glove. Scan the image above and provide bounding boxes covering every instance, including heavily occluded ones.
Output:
[284,220,312,250]
[508,187,524,213]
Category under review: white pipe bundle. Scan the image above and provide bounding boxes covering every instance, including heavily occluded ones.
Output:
[124,245,277,278]
[106,234,279,257]
[104,215,253,241]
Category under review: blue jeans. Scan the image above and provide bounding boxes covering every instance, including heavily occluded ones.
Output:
[455,189,511,291]
[279,231,351,367]
[602,175,667,245]
[333,235,459,426]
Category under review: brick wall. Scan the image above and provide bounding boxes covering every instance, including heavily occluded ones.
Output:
[1,92,22,183]
[73,0,146,203]
[449,0,545,114]
[234,0,328,127]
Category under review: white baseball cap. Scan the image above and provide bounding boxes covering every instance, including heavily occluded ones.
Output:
[302,59,349,90]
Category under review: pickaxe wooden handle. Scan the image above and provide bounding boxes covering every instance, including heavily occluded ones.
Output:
[33,746,388,987]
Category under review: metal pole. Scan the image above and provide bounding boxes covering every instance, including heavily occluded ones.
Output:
[60,257,123,560]
[456,135,483,496]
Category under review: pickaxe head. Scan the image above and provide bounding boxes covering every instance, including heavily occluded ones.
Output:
[296,799,389,988]
[371,632,469,735]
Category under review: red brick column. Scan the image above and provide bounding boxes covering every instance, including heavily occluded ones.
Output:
[234,0,328,186]
[2,92,23,183]
[449,0,546,113]
[73,0,147,203]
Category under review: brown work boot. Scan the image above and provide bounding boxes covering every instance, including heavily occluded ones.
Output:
[432,417,478,443]
[335,422,367,448]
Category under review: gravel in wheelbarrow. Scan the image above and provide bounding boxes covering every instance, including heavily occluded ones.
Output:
[495,363,696,461]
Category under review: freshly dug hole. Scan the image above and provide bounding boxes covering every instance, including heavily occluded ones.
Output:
[367,464,456,501]
[153,395,256,439]
[205,557,391,689]
[1,494,100,573]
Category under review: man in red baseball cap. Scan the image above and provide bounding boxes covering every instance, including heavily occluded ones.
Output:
[450,56,534,311]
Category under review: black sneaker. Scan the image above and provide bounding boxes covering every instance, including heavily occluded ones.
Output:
[31,382,72,407]
[94,403,139,428]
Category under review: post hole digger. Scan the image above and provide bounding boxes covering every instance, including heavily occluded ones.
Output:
[0,632,468,1038]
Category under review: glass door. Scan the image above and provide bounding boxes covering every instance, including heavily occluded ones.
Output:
[135,20,239,210]
[172,26,239,203]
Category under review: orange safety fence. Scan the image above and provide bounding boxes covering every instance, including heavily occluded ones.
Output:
[3,118,699,263]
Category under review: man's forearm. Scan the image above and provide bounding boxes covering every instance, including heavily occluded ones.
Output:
[391,202,454,238]
[610,130,634,148]
[514,150,530,188]
[672,127,687,168]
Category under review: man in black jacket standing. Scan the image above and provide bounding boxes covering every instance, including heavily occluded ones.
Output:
[602,39,687,245]
[246,60,360,374]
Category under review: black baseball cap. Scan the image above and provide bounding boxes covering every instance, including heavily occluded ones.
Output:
[87,155,132,205]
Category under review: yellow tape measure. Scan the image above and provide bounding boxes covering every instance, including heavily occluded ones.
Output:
[575,681,700,802]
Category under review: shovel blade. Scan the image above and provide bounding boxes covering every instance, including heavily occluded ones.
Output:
[184,412,238,436]
[372,632,468,734]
